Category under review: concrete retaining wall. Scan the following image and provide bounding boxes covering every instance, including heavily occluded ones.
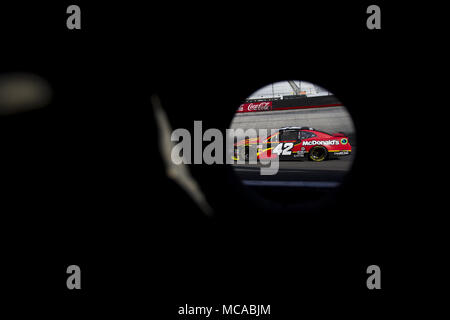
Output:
[229,106,356,143]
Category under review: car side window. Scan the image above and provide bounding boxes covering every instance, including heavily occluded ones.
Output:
[279,130,298,141]
[300,131,316,139]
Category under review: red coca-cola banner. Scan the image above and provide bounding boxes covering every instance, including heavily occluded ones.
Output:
[237,101,272,113]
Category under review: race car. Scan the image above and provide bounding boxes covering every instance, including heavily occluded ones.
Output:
[233,126,352,162]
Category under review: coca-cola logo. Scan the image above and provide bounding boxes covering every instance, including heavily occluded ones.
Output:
[247,102,271,111]
[237,101,272,113]
[237,101,272,112]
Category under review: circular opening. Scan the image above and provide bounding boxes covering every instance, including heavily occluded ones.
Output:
[229,80,356,209]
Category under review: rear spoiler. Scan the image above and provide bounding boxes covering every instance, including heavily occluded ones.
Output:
[332,133,346,137]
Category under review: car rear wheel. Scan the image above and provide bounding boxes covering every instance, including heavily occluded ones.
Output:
[309,146,328,161]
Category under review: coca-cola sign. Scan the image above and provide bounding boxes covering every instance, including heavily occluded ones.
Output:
[237,101,272,113]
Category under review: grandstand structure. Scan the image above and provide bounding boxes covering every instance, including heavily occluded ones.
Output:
[247,81,331,101]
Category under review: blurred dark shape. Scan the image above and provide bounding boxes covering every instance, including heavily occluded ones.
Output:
[0,73,52,115]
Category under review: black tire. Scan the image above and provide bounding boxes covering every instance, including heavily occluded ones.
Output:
[309,146,328,162]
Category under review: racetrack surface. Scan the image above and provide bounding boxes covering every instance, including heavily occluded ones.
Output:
[229,106,355,142]
[232,153,354,185]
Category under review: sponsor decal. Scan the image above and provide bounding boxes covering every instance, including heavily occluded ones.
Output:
[333,151,350,156]
[302,140,340,146]
[237,101,272,113]
[340,138,348,145]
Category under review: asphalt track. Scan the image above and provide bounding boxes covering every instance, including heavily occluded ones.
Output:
[232,153,354,187]
[229,106,355,140]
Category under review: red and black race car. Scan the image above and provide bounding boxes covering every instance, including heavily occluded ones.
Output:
[233,126,352,162]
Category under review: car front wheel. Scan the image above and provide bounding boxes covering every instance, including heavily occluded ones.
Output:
[309,146,328,161]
